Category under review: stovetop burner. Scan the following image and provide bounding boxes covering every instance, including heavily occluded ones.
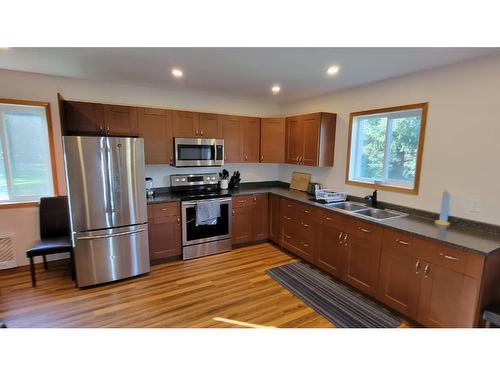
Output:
[170,172,231,201]
[173,189,231,201]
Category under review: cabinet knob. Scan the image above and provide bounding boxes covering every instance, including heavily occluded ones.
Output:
[245,155,248,161]
[415,259,421,274]
[424,264,430,278]
[177,217,180,223]
[295,156,299,163]
[200,130,204,136]
[338,232,343,240]
[195,130,199,136]
[261,155,264,161]
[232,209,235,215]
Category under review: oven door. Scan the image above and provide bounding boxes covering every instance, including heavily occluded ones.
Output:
[174,138,224,167]
[181,198,232,246]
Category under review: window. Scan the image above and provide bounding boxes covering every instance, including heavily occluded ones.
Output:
[346,103,428,194]
[0,100,56,204]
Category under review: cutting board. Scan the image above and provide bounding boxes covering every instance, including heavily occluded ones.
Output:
[290,172,311,192]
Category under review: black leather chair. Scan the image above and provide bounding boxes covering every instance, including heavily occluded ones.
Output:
[483,303,500,328]
[26,196,74,287]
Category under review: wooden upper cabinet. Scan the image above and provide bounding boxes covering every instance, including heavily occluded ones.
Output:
[199,113,221,138]
[137,107,173,165]
[172,110,200,138]
[260,118,285,163]
[64,101,104,135]
[221,115,242,163]
[241,117,260,163]
[103,105,139,136]
[285,112,336,167]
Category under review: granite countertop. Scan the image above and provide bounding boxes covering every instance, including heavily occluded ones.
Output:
[147,184,500,256]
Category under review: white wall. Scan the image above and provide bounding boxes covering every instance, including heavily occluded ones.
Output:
[0,69,279,266]
[279,53,500,225]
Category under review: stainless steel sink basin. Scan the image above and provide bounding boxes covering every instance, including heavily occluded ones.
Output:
[355,208,408,221]
[329,201,367,212]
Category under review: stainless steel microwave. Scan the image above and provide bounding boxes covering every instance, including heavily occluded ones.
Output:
[174,138,224,167]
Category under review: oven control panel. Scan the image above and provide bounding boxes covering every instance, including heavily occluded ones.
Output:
[170,173,219,187]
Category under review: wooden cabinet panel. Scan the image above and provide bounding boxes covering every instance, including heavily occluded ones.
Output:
[152,202,180,218]
[260,118,285,163]
[377,246,421,319]
[253,194,269,241]
[64,101,104,134]
[199,113,221,138]
[269,194,281,244]
[221,115,241,163]
[344,234,381,296]
[138,107,173,165]
[241,117,260,162]
[148,215,181,260]
[315,216,346,278]
[103,105,138,136]
[232,205,254,245]
[285,116,303,164]
[417,262,480,327]
[232,194,254,208]
[301,114,320,166]
[172,111,199,137]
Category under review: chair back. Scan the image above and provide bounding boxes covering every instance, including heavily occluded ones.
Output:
[39,196,71,239]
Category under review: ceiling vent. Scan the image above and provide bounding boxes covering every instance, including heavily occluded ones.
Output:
[0,234,16,270]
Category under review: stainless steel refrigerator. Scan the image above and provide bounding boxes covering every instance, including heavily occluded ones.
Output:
[63,136,150,287]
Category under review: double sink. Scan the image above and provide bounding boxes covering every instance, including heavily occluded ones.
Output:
[325,201,408,221]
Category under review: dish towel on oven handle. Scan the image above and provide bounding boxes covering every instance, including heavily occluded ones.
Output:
[196,200,221,226]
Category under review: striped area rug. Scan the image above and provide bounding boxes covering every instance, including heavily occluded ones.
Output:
[267,262,401,328]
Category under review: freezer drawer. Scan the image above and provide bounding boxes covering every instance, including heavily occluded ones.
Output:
[73,224,150,287]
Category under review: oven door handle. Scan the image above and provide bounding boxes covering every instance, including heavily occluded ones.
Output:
[182,197,232,206]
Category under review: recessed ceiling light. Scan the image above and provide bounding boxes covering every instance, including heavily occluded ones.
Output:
[271,85,281,95]
[326,65,340,76]
[171,68,183,78]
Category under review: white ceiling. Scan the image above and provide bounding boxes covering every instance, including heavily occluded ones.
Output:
[0,48,497,104]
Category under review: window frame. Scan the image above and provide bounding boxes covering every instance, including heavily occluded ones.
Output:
[0,98,59,208]
[345,102,428,195]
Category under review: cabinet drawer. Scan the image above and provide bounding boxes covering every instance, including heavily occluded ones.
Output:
[345,217,383,244]
[150,202,180,218]
[314,208,343,227]
[232,195,255,208]
[427,243,484,279]
[383,229,431,258]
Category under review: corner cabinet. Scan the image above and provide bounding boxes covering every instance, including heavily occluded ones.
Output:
[285,112,336,167]
[231,194,269,246]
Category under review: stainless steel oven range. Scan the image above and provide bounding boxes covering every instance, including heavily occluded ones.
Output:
[170,173,232,260]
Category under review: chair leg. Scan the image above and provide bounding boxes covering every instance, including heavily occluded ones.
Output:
[70,251,75,281]
[29,257,36,287]
[43,255,48,270]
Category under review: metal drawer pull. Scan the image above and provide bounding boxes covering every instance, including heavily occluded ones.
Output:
[440,253,459,261]
[304,209,310,213]
[284,235,291,239]
[358,227,371,233]
[160,208,169,211]
[415,259,421,274]
[302,243,309,247]
[302,223,310,227]
[78,228,145,240]
[338,232,343,240]
[238,200,247,203]
[396,239,410,246]
[325,217,333,221]
[424,264,430,278]
[287,204,292,208]
[343,234,348,242]
[284,216,291,220]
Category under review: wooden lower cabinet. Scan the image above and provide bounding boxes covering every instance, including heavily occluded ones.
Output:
[231,194,269,245]
[315,217,345,278]
[280,198,314,262]
[377,246,421,319]
[268,194,281,244]
[147,203,181,262]
[417,262,479,327]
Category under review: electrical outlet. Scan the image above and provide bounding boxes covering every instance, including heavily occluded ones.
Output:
[471,198,481,213]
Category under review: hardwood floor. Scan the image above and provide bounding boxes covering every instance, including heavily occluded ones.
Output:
[0,243,408,328]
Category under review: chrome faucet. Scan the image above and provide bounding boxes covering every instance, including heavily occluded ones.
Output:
[364,190,378,208]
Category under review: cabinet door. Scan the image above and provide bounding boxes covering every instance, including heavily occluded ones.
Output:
[232,205,254,245]
[172,111,199,137]
[377,247,421,319]
[221,115,242,163]
[285,117,303,164]
[148,216,181,260]
[417,262,479,327]
[138,108,173,165]
[252,194,268,241]
[103,105,139,136]
[301,114,320,166]
[316,222,345,278]
[344,234,381,296]
[241,117,260,162]
[199,113,221,138]
[268,194,281,244]
[64,101,104,134]
[281,219,303,257]
[260,118,285,163]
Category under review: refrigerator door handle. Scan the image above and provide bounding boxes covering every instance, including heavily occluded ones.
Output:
[77,228,145,241]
